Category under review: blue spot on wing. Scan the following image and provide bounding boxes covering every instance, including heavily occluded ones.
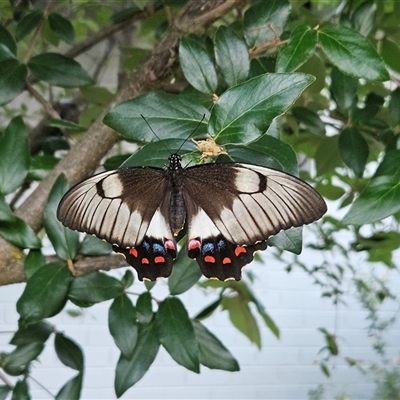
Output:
[202,242,214,254]
[153,243,166,254]
[217,239,226,251]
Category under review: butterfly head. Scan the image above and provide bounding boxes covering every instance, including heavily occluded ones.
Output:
[168,153,182,170]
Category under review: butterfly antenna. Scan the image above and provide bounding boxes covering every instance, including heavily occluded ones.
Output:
[141,114,171,154]
[176,114,206,154]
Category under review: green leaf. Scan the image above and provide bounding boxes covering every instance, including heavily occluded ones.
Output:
[111,5,141,24]
[221,294,261,348]
[136,292,153,324]
[342,150,400,224]
[15,10,43,41]
[194,298,221,320]
[155,297,199,373]
[209,73,315,144]
[24,249,46,279]
[28,155,60,181]
[0,194,13,222]
[179,35,218,94]
[292,106,325,135]
[28,53,94,87]
[103,92,210,142]
[78,234,112,256]
[109,294,138,359]
[193,320,239,371]
[330,66,358,113]
[315,136,343,175]
[55,333,84,371]
[115,322,159,397]
[214,26,249,86]
[11,380,30,400]
[276,25,317,73]
[338,127,369,177]
[0,214,41,249]
[0,116,29,194]
[3,342,44,369]
[268,227,303,254]
[389,88,400,126]
[47,118,86,133]
[10,321,53,346]
[380,38,400,74]
[48,13,75,44]
[168,247,202,295]
[55,373,82,400]
[319,327,339,355]
[351,0,376,37]
[0,59,25,105]
[0,385,11,400]
[44,174,80,260]
[0,43,16,63]
[318,25,389,81]
[243,0,290,48]
[16,262,72,323]
[68,271,124,306]
[0,25,17,55]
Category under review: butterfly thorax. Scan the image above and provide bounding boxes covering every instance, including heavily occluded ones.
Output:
[166,153,186,235]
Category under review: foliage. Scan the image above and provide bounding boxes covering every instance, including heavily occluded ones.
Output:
[0,0,399,398]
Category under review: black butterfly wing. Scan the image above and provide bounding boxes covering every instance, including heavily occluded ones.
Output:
[183,163,327,280]
[57,167,177,280]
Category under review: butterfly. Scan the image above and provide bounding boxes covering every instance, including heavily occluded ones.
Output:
[57,152,327,281]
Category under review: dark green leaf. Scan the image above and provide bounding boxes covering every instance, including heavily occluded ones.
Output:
[47,118,86,133]
[0,43,16,63]
[48,13,75,44]
[221,294,261,348]
[380,38,400,74]
[28,155,59,181]
[0,116,29,194]
[268,227,303,254]
[55,333,84,371]
[103,92,210,142]
[0,214,41,249]
[0,385,11,400]
[55,373,82,400]
[351,0,376,36]
[3,342,44,369]
[342,150,400,224]
[0,61,27,105]
[315,136,343,175]
[319,327,339,355]
[276,25,317,72]
[111,5,141,24]
[44,174,80,260]
[17,262,72,323]
[68,271,124,306]
[168,247,202,295]
[24,249,46,279]
[0,194,13,222]
[10,321,53,346]
[243,0,290,48]
[209,73,315,144]
[11,380,30,400]
[318,25,389,81]
[193,320,239,371]
[389,88,400,126]
[136,292,153,324]
[292,106,325,135]
[155,297,199,372]
[338,127,369,177]
[321,363,330,377]
[194,298,221,320]
[109,294,138,359]
[15,10,43,41]
[80,86,114,106]
[214,26,249,86]
[78,234,112,256]
[179,35,218,94]
[0,25,17,55]
[115,322,159,397]
[330,67,358,113]
[28,53,94,87]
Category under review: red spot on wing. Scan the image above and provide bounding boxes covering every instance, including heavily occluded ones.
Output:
[234,246,247,256]
[164,240,176,250]
[222,257,231,264]
[141,258,149,264]
[129,248,138,257]
[204,255,215,263]
[154,256,165,264]
[188,239,201,251]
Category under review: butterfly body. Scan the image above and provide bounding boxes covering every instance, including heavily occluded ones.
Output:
[57,153,326,281]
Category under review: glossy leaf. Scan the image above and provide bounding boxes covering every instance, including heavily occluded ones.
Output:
[11,380,29,400]
[209,73,314,144]
[155,297,199,372]
[28,155,59,181]
[339,127,369,177]
[55,373,82,400]
[292,106,325,135]
[55,333,84,371]
[16,262,72,323]
[109,294,138,359]
[179,35,218,94]
[351,0,376,37]
[103,92,210,142]
[168,247,202,295]
[318,25,389,81]
[3,342,44,369]
[193,320,239,371]
[24,249,46,279]
[47,118,86,133]
[330,67,357,113]
[136,292,153,324]
[276,25,317,72]
[68,271,124,306]
[0,25,17,55]
[15,10,43,41]
[48,13,75,44]
[342,150,400,224]
[0,43,16,63]
[243,0,290,48]
[380,38,400,74]
[44,174,80,260]
[10,321,52,346]
[28,53,94,87]
[78,234,112,256]
[115,322,159,397]
[194,298,221,320]
[214,26,249,86]
[268,227,303,255]
[121,270,134,288]
[0,116,29,194]
[0,214,41,249]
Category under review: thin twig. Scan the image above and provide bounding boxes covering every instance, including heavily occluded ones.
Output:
[25,82,60,119]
